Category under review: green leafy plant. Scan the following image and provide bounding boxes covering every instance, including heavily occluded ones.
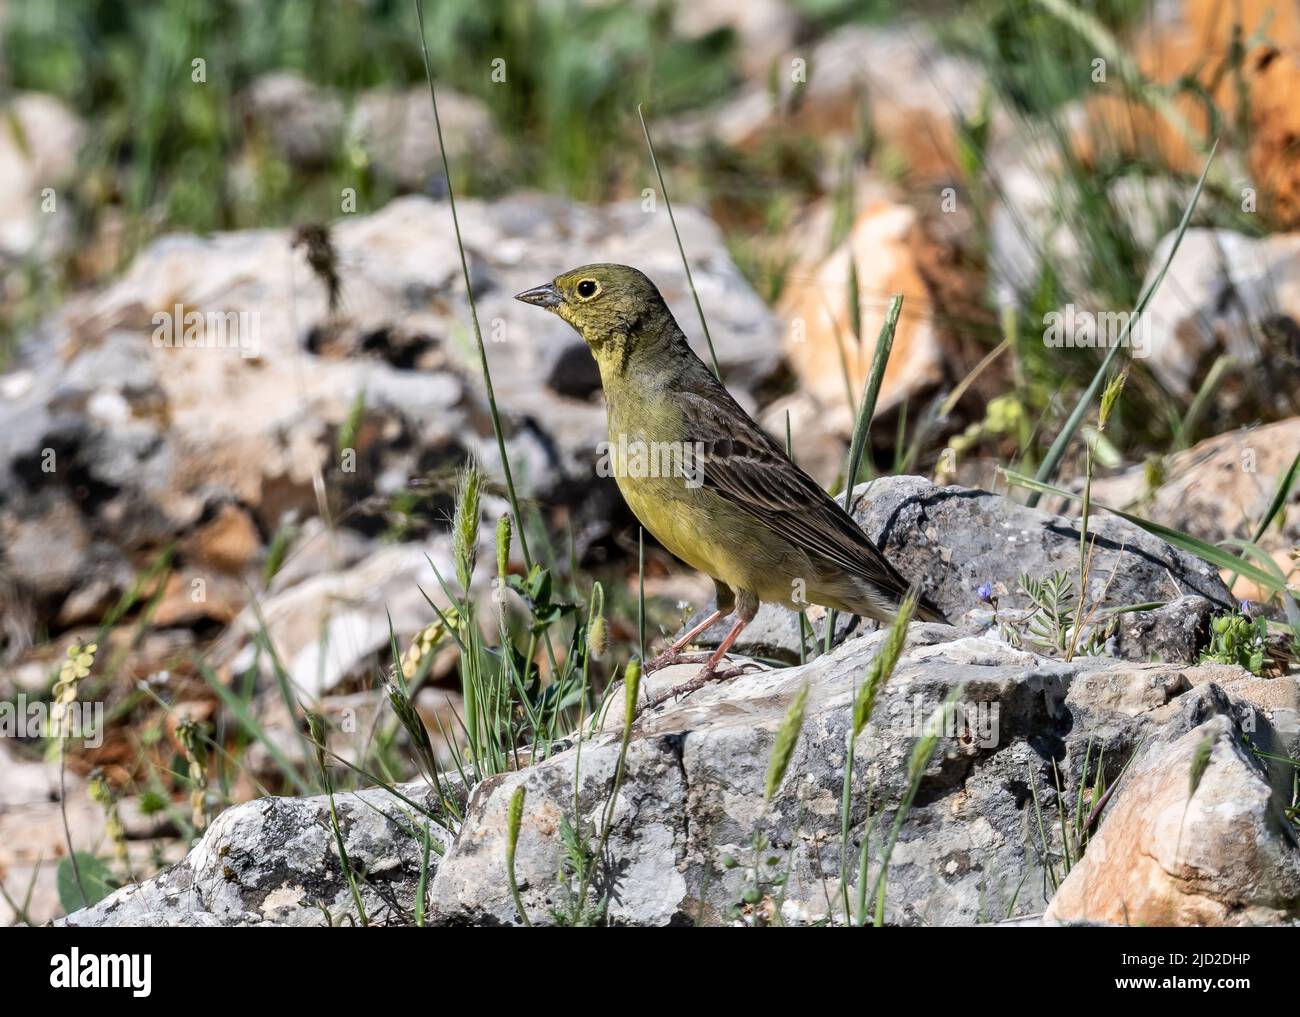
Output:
[1008,571,1064,654]
[1201,610,1272,675]
[56,853,118,913]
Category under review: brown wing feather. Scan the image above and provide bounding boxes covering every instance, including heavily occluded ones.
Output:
[675,388,915,603]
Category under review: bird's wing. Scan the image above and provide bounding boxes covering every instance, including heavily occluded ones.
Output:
[676,389,913,599]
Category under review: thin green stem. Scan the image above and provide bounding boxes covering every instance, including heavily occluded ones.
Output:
[637,103,721,380]
[1030,140,1218,503]
[413,0,532,569]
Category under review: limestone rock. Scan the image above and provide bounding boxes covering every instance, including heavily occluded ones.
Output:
[59,630,1299,927]
[1045,712,1300,926]
[423,639,1286,926]
[59,780,452,928]
[0,193,780,661]
[242,73,345,170]
[348,86,506,191]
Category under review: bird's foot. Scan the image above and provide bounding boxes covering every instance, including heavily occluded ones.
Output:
[643,648,711,673]
[643,657,762,710]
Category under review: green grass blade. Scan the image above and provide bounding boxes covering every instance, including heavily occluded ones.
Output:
[637,103,721,380]
[1029,140,1219,504]
[1250,450,1300,545]
[841,293,904,510]
[413,0,532,569]
[415,820,432,927]
[823,293,903,656]
[1001,468,1284,596]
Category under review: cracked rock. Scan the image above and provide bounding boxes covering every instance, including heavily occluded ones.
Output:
[61,638,1298,927]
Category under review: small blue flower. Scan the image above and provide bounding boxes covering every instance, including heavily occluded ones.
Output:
[977,581,994,603]
[1239,599,1254,617]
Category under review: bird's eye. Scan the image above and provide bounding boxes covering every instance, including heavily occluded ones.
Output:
[576,279,600,300]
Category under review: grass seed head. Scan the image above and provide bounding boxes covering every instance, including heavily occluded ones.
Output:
[495,512,512,580]
[622,658,642,731]
[853,591,916,738]
[506,785,526,865]
[765,682,809,802]
[453,463,483,594]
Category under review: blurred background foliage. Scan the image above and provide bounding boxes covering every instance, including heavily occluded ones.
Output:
[0,0,1293,503]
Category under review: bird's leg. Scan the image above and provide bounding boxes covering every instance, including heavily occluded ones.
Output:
[644,608,727,672]
[647,597,761,708]
[692,616,754,683]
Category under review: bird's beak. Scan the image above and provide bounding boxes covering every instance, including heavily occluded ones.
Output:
[514,282,563,309]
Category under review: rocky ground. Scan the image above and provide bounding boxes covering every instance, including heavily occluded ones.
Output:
[59,628,1300,927]
[54,476,1300,927]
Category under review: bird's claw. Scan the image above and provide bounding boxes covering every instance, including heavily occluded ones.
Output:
[702,661,764,682]
[641,658,762,711]
[643,648,711,673]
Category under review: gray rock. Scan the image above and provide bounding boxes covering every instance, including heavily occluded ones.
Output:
[986,145,1184,310]
[242,73,345,170]
[0,93,84,261]
[689,475,1232,663]
[428,646,1293,927]
[60,632,1297,927]
[348,86,506,192]
[241,73,504,186]
[853,475,1231,615]
[1111,594,1216,664]
[1139,228,1300,411]
[543,338,603,400]
[60,780,453,928]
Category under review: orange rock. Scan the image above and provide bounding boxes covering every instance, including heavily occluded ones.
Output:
[1230,546,1298,603]
[1081,0,1300,226]
[776,201,947,436]
[151,569,245,627]
[1088,417,1300,568]
[180,503,262,574]
[1046,713,1300,926]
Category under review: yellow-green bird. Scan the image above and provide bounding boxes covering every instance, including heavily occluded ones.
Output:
[516,264,946,687]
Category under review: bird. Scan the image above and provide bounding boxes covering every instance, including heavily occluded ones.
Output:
[515,264,946,697]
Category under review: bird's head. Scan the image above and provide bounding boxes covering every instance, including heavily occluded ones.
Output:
[514,264,675,367]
